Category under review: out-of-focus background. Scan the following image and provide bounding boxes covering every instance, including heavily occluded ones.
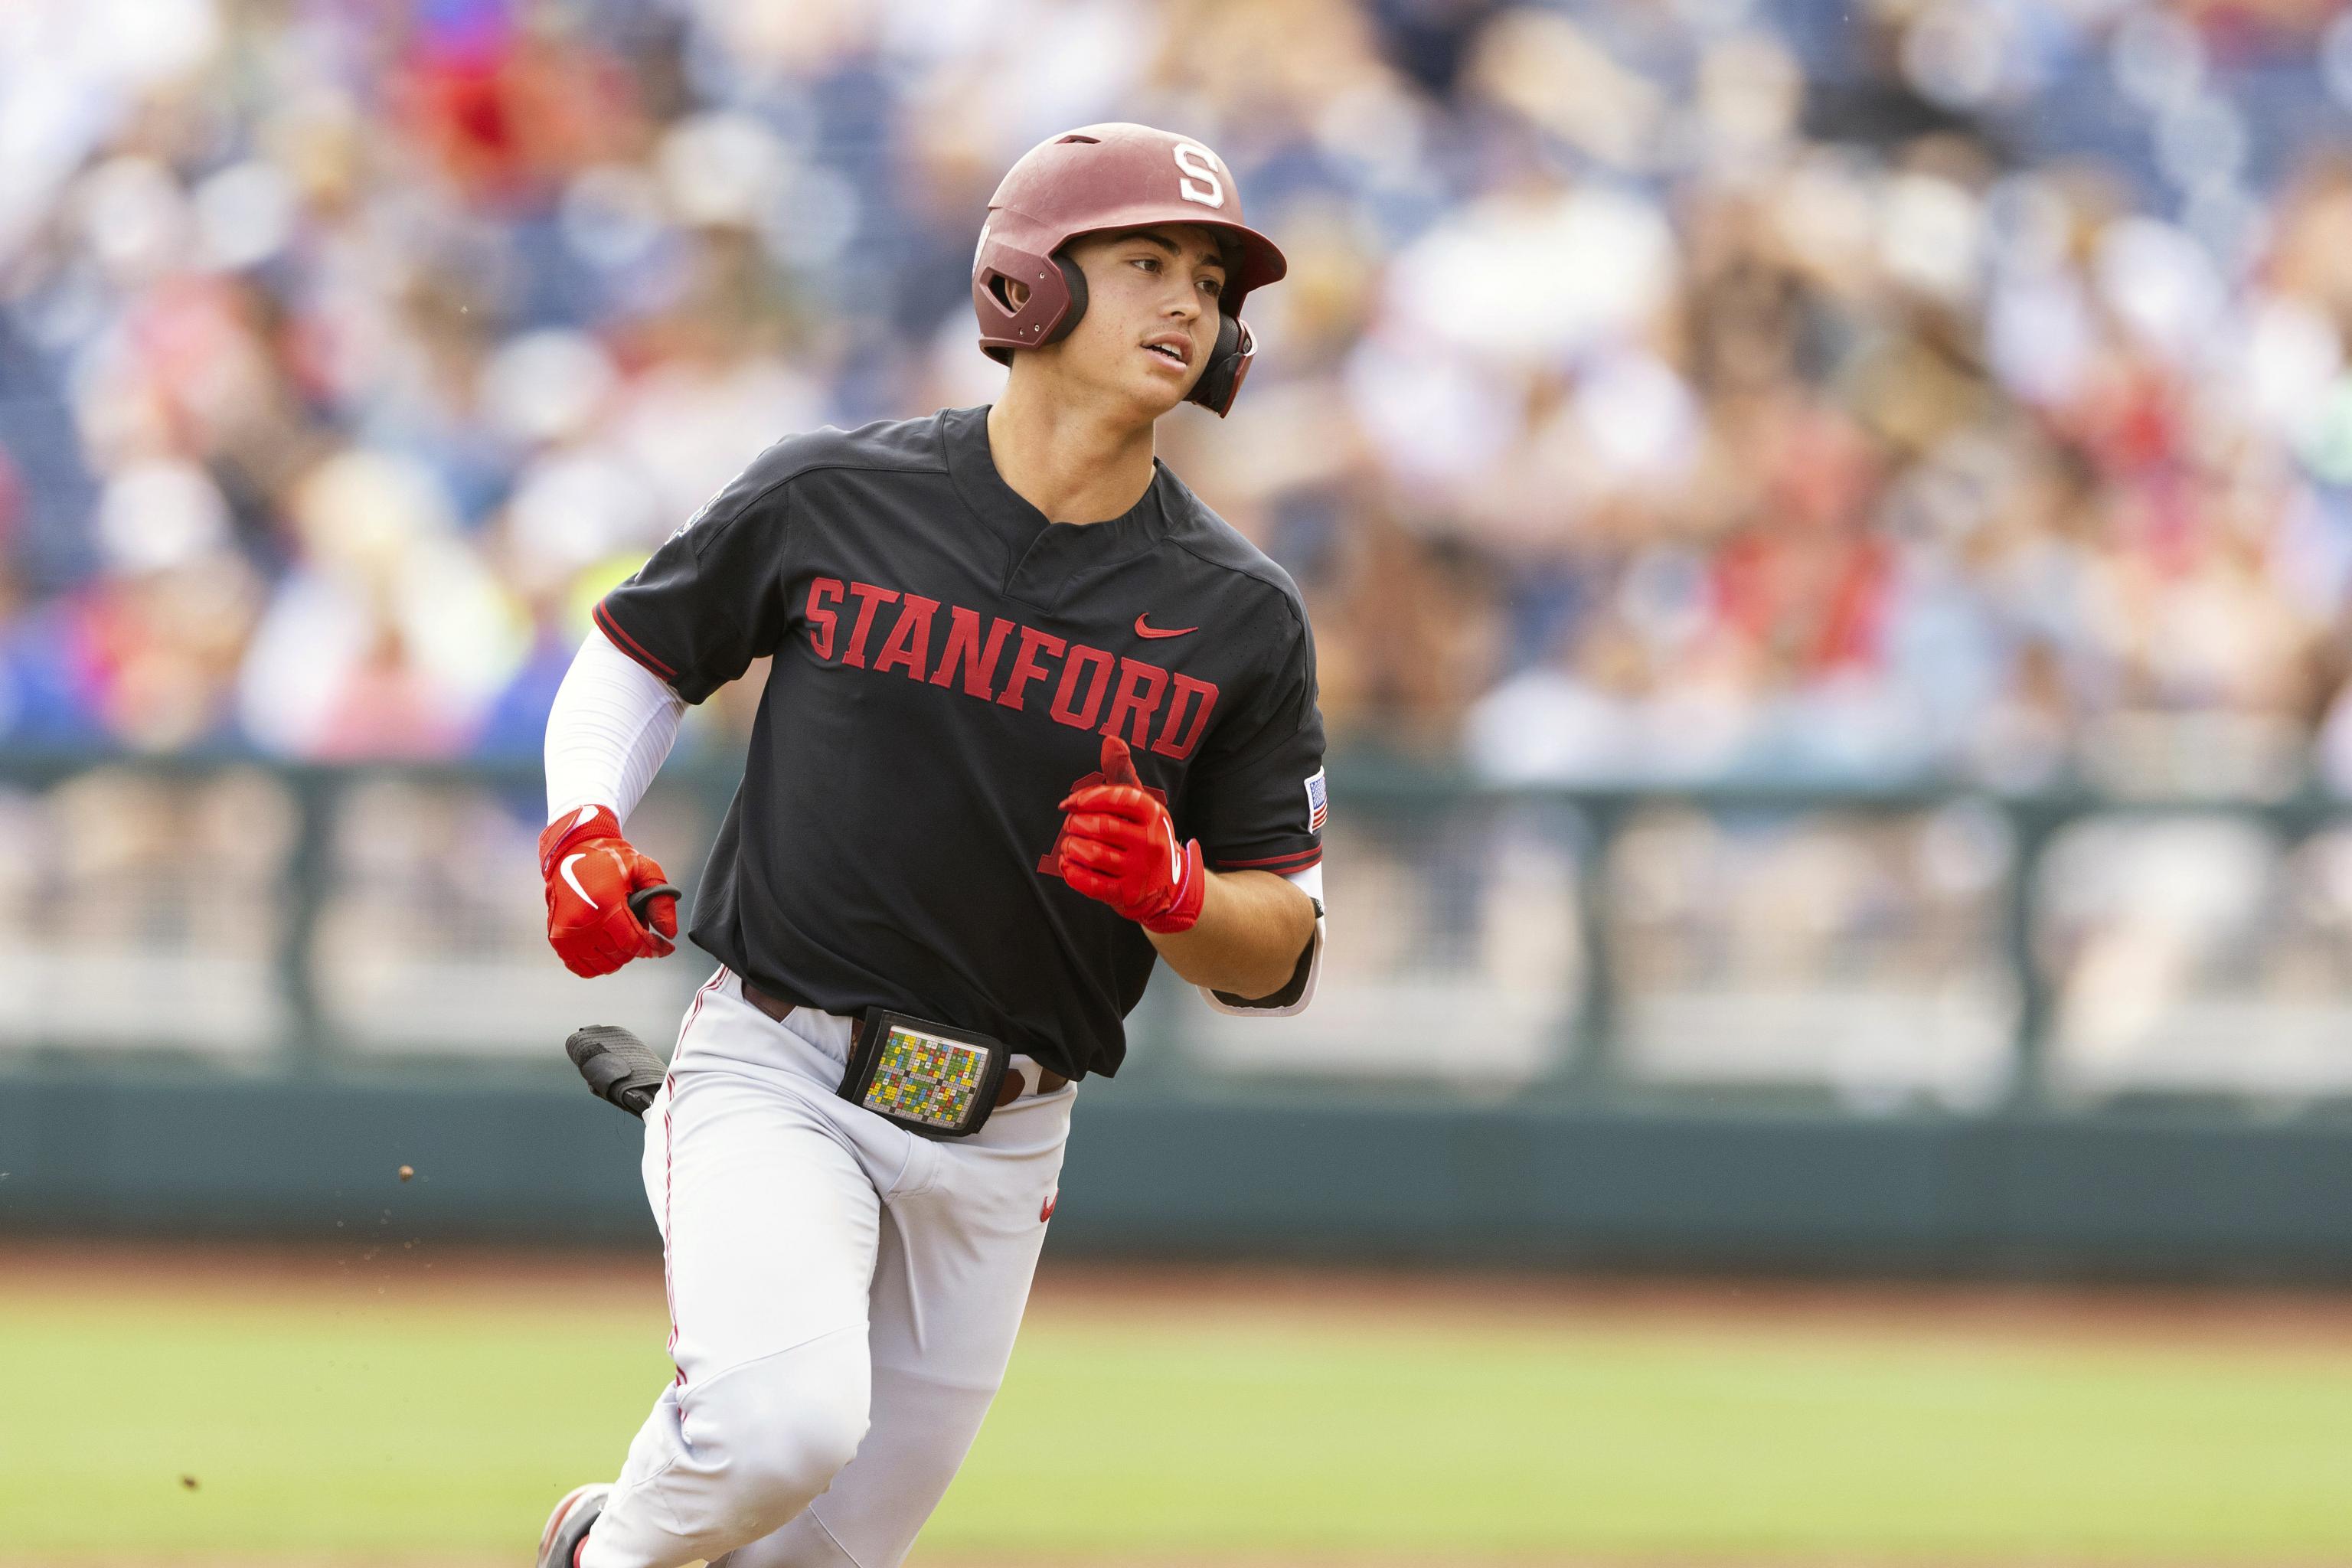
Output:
[11,0,2352,1563]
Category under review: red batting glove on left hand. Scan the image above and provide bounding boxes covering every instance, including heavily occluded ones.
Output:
[1056,736,1206,934]
[537,805,679,978]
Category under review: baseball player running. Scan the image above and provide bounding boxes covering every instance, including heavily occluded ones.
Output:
[531,123,1326,1568]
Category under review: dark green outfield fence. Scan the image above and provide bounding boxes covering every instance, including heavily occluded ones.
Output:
[6,750,2352,1279]
[10,1069,2352,1279]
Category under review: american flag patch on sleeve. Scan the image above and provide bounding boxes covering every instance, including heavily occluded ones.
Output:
[1305,768,1328,833]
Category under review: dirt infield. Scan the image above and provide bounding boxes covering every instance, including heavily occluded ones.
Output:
[12,1235,2352,1353]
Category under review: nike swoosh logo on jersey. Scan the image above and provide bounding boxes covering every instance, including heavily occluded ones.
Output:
[1134,614,1197,639]
[560,853,599,909]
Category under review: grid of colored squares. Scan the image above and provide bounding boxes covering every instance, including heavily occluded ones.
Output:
[863,1027,988,1128]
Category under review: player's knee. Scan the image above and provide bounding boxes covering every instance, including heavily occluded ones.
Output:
[732,1384,867,1523]
[768,1387,867,1503]
[695,1345,869,1527]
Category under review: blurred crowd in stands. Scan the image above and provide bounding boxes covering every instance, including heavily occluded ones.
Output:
[11,0,2352,794]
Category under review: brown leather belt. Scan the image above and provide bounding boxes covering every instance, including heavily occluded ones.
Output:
[740,979,1068,1107]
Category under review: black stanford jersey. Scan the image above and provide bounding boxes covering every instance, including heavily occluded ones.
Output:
[596,406,1325,1080]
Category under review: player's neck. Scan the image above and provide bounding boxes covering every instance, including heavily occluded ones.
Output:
[984,390,1156,527]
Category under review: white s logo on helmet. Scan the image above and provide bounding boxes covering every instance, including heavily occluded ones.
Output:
[1172,143,1225,208]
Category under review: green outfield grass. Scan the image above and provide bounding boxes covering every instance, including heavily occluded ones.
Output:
[5,1272,2352,1563]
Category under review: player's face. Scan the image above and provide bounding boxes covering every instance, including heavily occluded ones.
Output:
[1054,225,1230,420]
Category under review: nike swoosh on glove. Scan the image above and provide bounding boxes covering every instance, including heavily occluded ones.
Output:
[537,805,678,978]
[1055,736,1206,934]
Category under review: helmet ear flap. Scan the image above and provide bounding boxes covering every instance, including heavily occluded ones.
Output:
[1185,314,1254,417]
[973,242,1082,364]
[1041,254,1089,345]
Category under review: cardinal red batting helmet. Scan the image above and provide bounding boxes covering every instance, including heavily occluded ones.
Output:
[972,123,1287,416]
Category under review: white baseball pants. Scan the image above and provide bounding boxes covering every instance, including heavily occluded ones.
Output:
[580,968,1075,1568]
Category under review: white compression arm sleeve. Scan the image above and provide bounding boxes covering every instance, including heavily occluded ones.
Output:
[1200,861,1325,1018]
[544,630,688,825]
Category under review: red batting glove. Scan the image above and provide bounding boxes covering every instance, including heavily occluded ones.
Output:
[1056,737,1206,934]
[537,805,679,978]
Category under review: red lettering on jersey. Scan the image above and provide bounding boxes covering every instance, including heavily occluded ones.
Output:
[929,606,1014,698]
[1099,658,1168,748]
[872,593,939,680]
[1151,672,1218,760]
[805,579,1227,761]
[996,626,1065,711]
[842,582,899,668]
[805,578,844,661]
[1050,644,1116,729]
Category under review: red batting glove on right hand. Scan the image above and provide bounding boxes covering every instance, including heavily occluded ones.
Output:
[1056,737,1207,934]
[538,805,678,978]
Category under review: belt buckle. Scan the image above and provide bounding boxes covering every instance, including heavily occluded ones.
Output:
[838,1008,1013,1139]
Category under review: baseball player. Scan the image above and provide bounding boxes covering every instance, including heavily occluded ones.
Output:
[531,123,1326,1568]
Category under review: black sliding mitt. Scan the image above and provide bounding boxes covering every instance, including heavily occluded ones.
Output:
[565,1024,668,1118]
